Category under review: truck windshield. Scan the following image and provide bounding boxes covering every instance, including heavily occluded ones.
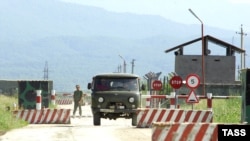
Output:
[94,78,139,91]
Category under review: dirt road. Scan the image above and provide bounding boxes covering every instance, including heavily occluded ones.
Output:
[0,104,151,141]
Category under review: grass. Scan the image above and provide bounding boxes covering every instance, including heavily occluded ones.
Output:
[0,94,60,135]
[179,98,242,123]
[0,95,28,135]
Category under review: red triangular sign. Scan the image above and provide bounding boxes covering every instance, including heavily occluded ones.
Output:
[186,90,199,103]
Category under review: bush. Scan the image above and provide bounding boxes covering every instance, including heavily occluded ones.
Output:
[0,95,28,133]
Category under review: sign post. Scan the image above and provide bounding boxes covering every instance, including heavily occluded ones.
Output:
[152,80,163,91]
[169,76,183,89]
[169,76,183,108]
[186,74,200,109]
[151,80,163,108]
[186,74,200,90]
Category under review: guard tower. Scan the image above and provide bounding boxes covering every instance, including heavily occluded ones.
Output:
[165,35,245,96]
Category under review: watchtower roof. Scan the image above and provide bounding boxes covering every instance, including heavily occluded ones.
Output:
[164,35,245,54]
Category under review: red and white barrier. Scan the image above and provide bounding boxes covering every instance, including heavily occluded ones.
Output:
[36,90,42,110]
[51,90,56,106]
[136,108,213,128]
[169,92,176,109]
[207,93,212,111]
[170,97,176,109]
[152,122,218,141]
[146,98,151,108]
[56,95,73,105]
[141,93,241,110]
[13,109,71,124]
[142,94,177,109]
[185,110,213,123]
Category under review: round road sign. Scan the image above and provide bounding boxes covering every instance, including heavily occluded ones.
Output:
[186,74,200,89]
[152,80,162,90]
[169,76,183,89]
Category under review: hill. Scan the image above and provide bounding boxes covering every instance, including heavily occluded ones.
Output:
[0,0,245,92]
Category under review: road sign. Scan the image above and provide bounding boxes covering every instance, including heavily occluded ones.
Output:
[169,76,183,89]
[152,80,162,90]
[186,90,199,103]
[186,74,200,89]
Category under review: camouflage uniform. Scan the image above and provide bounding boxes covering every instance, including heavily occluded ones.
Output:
[73,85,83,117]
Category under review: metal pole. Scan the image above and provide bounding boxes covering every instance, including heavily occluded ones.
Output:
[189,8,205,96]
[131,59,135,74]
[124,60,126,73]
[236,24,247,69]
[119,55,126,73]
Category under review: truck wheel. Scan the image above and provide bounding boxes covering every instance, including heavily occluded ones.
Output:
[131,113,137,126]
[93,113,101,126]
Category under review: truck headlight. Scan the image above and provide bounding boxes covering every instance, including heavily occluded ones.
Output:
[129,97,135,103]
[98,97,104,103]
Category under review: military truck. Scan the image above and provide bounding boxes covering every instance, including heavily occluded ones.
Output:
[87,73,145,126]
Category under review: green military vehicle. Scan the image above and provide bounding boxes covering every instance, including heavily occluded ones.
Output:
[87,73,144,126]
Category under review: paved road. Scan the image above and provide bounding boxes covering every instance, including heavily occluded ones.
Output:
[0,104,151,141]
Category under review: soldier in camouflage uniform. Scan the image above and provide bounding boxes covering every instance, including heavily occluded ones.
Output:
[73,85,83,118]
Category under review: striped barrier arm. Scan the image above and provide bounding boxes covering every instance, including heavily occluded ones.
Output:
[136,108,213,128]
[185,110,213,123]
[152,122,218,141]
[13,109,71,124]
[152,122,248,141]
[55,95,73,105]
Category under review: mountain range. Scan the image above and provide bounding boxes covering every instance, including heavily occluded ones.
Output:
[0,0,247,92]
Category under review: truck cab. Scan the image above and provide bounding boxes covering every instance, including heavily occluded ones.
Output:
[87,73,144,126]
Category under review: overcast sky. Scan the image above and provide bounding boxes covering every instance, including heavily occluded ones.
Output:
[61,0,250,33]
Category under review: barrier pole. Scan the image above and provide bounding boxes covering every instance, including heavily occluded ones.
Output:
[36,90,42,110]
[51,90,56,106]
[207,93,212,111]
[13,103,17,111]
[170,92,176,109]
[145,98,150,108]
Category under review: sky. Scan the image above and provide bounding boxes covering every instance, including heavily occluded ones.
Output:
[61,0,250,33]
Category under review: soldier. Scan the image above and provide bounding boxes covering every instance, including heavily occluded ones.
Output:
[73,84,83,118]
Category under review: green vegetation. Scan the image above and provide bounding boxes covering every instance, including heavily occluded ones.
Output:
[212,98,241,123]
[0,95,28,134]
[180,98,242,123]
